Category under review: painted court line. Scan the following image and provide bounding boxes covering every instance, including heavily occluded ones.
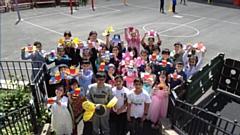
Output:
[126,3,240,26]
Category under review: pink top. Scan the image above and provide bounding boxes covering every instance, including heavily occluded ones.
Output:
[125,34,141,56]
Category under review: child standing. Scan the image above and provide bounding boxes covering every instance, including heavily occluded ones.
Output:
[183,48,206,79]
[67,79,86,135]
[141,32,162,55]
[45,85,73,135]
[127,77,151,135]
[124,28,141,56]
[141,64,155,94]
[147,71,169,129]
[112,75,129,135]
[46,46,70,66]
[168,61,187,89]
[106,64,116,87]
[78,60,93,95]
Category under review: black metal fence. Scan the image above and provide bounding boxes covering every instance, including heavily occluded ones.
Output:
[169,91,240,135]
[0,61,47,134]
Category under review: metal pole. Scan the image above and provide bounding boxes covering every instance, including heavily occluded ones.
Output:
[70,0,73,14]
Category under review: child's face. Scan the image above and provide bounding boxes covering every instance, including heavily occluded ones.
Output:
[174,45,182,52]
[59,67,66,74]
[148,39,154,45]
[64,35,70,40]
[131,50,136,57]
[144,66,152,74]
[176,64,184,71]
[96,77,106,86]
[71,82,78,90]
[90,34,97,41]
[56,87,64,97]
[162,53,169,60]
[108,67,115,75]
[36,44,42,51]
[81,64,90,71]
[83,52,91,60]
[159,75,166,82]
[58,49,65,56]
[188,59,196,67]
[112,47,119,55]
[101,47,106,53]
[115,78,123,87]
[141,52,148,61]
[131,33,136,41]
[134,82,143,90]
[153,50,159,55]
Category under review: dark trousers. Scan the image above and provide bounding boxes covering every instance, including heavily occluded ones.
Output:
[172,5,176,13]
[160,2,164,12]
[82,121,93,135]
[114,112,127,135]
[129,117,143,135]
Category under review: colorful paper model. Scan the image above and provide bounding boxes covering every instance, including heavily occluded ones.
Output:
[68,66,79,76]
[48,50,58,61]
[171,72,181,80]
[25,44,36,52]
[43,98,58,104]
[134,57,145,67]
[58,38,65,45]
[158,83,165,90]
[159,60,171,67]
[82,97,118,121]
[102,26,115,36]
[73,37,79,45]
[101,51,113,63]
[148,30,157,37]
[50,72,65,84]
[151,53,157,61]
[96,62,109,71]
[127,26,135,34]
[70,87,84,98]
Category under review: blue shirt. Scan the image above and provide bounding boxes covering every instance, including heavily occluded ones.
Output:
[46,54,69,66]
[169,70,187,89]
[79,69,93,94]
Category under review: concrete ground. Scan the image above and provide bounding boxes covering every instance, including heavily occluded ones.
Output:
[1,0,240,134]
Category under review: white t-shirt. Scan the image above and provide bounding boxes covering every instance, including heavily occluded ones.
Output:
[127,90,152,118]
[112,86,129,113]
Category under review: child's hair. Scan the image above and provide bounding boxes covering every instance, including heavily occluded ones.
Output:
[96,71,107,78]
[114,75,123,81]
[108,64,116,70]
[159,70,167,76]
[81,60,91,65]
[188,55,198,65]
[113,34,121,39]
[69,78,79,86]
[144,63,153,70]
[64,31,72,37]
[128,46,138,58]
[154,71,167,86]
[141,49,149,55]
[176,61,184,66]
[161,48,171,55]
[57,46,64,51]
[134,77,143,84]
[148,37,155,42]
[100,44,108,50]
[33,41,42,46]
[152,46,161,53]
[56,85,66,93]
[88,31,98,40]
[58,64,68,71]
[174,42,183,48]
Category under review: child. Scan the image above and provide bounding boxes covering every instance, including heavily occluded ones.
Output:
[106,64,116,87]
[110,45,122,72]
[112,75,129,135]
[138,49,149,72]
[78,60,93,95]
[45,85,73,135]
[21,41,46,79]
[127,77,151,134]
[147,71,169,129]
[141,64,155,94]
[168,61,187,90]
[128,46,138,59]
[95,44,108,66]
[122,64,138,90]
[86,71,114,135]
[154,48,174,76]
[107,34,126,53]
[124,28,141,56]
[141,32,162,55]
[170,42,185,63]
[183,48,206,79]
[46,46,70,66]
[67,79,86,135]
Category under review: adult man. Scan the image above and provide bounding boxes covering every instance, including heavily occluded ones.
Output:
[86,71,114,135]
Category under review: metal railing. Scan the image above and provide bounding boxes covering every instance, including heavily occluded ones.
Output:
[0,104,38,134]
[169,90,240,135]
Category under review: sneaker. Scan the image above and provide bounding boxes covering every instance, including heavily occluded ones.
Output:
[151,124,155,129]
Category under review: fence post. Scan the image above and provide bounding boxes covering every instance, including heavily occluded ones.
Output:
[30,84,41,118]
[29,104,38,134]
[212,53,225,90]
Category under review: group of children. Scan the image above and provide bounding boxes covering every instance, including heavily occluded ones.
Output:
[21,27,207,135]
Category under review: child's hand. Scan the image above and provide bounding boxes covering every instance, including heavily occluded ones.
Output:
[49,80,53,84]
[57,102,61,106]
[180,76,183,81]
[67,92,71,97]
[81,95,86,100]
[44,102,48,106]
[116,109,122,115]
[141,115,146,121]
[64,74,68,79]
[57,55,62,60]
[144,32,148,36]
[127,115,131,121]
[21,47,25,52]
[170,63,173,67]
